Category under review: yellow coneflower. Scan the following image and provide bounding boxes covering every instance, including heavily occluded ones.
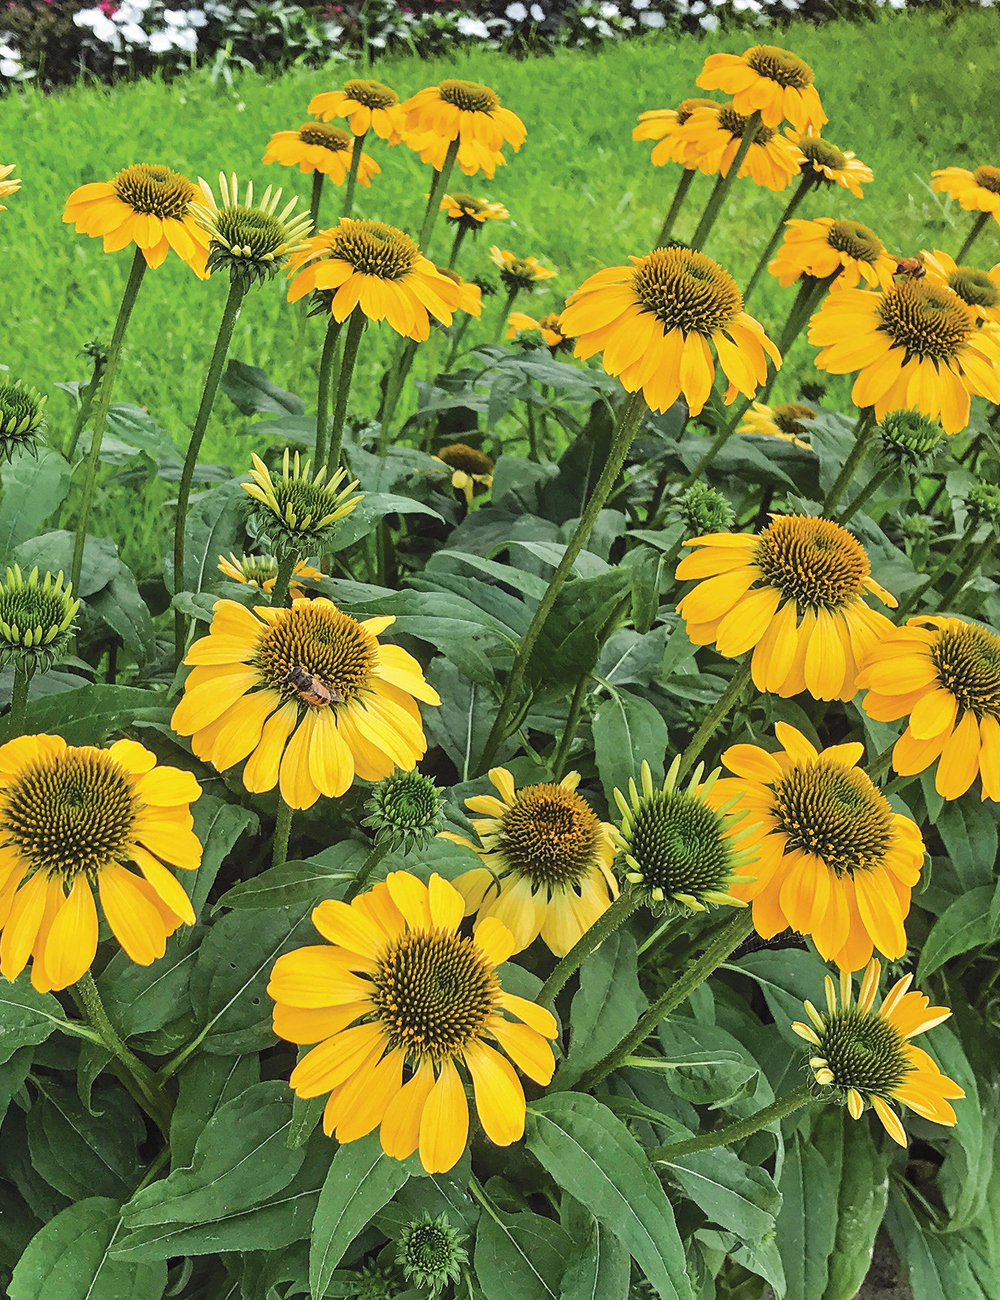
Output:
[560,246,780,416]
[267,871,556,1173]
[434,266,483,317]
[712,724,925,970]
[217,553,323,599]
[857,615,1000,801]
[506,312,571,351]
[0,163,21,209]
[737,401,815,447]
[931,165,1000,224]
[440,768,617,955]
[679,102,802,192]
[440,193,509,231]
[403,80,526,179]
[769,218,897,291]
[170,598,441,809]
[263,123,381,186]
[809,281,1000,434]
[432,443,494,506]
[675,514,897,702]
[919,249,1000,326]
[786,130,873,198]
[696,45,827,133]
[0,735,201,991]
[489,248,556,292]
[308,79,409,141]
[286,219,462,341]
[63,164,210,277]
[793,959,964,1145]
[632,99,719,168]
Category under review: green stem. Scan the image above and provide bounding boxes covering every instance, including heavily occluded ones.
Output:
[475,391,648,776]
[271,552,298,608]
[655,168,695,247]
[896,519,978,616]
[447,223,468,271]
[939,533,994,608]
[677,658,752,779]
[537,892,641,1008]
[314,317,342,468]
[552,673,590,779]
[689,113,761,253]
[341,130,368,219]
[822,407,877,516]
[310,170,325,234]
[173,278,247,665]
[64,354,106,462]
[72,971,172,1135]
[326,306,365,474]
[493,285,520,345]
[272,796,294,868]
[646,1082,813,1160]
[864,741,896,784]
[444,313,474,371]
[417,137,461,255]
[956,210,990,265]
[379,339,419,457]
[8,660,30,733]
[742,173,813,305]
[578,911,755,1091]
[344,838,392,903]
[837,462,894,525]
[70,247,147,596]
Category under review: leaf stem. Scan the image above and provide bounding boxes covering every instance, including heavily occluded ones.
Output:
[956,210,990,265]
[537,892,641,1008]
[552,673,590,780]
[938,532,994,609]
[344,838,392,903]
[837,462,894,525]
[475,390,648,775]
[70,246,147,596]
[646,1082,813,1160]
[64,351,107,462]
[896,518,979,617]
[578,910,755,1091]
[271,552,298,608]
[173,278,247,665]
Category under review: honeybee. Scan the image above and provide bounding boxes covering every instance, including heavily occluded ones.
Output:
[895,257,927,280]
[286,664,344,707]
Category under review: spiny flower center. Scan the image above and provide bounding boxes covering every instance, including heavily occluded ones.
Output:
[214,206,287,257]
[773,403,816,435]
[816,1009,910,1096]
[0,585,74,643]
[745,44,814,89]
[437,443,494,475]
[228,556,279,586]
[798,135,848,173]
[876,280,973,362]
[370,928,498,1059]
[254,604,374,705]
[972,165,1000,195]
[448,193,487,215]
[772,761,894,877]
[329,220,419,279]
[2,752,136,881]
[754,515,869,609]
[631,247,743,336]
[298,122,353,153]
[439,80,499,114]
[625,789,732,895]
[930,623,1000,718]
[344,78,398,109]
[718,105,776,146]
[948,267,998,309]
[498,785,601,889]
[826,220,884,263]
[676,98,714,126]
[113,164,196,220]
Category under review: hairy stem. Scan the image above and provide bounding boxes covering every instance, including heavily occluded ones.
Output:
[341,130,368,219]
[742,172,813,306]
[655,168,695,247]
[677,658,752,779]
[417,138,461,254]
[956,210,990,265]
[537,892,641,1008]
[646,1082,813,1160]
[689,113,761,252]
[823,407,877,516]
[326,306,365,474]
[272,796,294,869]
[8,660,30,734]
[313,316,342,469]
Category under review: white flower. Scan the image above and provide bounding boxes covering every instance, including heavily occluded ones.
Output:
[174,25,198,50]
[148,28,174,52]
[632,0,650,8]
[505,1,528,17]
[530,2,544,16]
[581,14,596,27]
[457,14,490,36]
[163,9,188,25]
[0,51,21,76]
[639,9,666,22]
[117,2,147,24]
[187,9,208,24]
[599,2,619,14]
[119,21,149,43]
[700,12,720,29]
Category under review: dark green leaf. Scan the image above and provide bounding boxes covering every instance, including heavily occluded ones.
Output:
[560,928,646,1086]
[27,1080,144,1202]
[98,927,199,1039]
[917,886,994,980]
[170,1054,260,1168]
[531,569,633,685]
[597,626,670,689]
[525,1093,691,1300]
[325,492,444,555]
[309,1132,411,1299]
[14,530,120,598]
[657,1143,780,1246]
[592,690,668,805]
[216,841,365,911]
[177,478,246,595]
[0,684,156,747]
[734,948,832,1046]
[935,800,998,892]
[0,1045,33,1127]
[0,448,71,558]
[124,1082,303,1227]
[475,1206,572,1300]
[558,1205,629,1300]
[222,360,304,417]
[88,567,157,665]
[105,404,178,458]
[190,793,259,915]
[0,972,69,1066]
[814,1107,890,1300]
[774,1131,838,1300]
[654,1019,769,1113]
[9,1197,166,1300]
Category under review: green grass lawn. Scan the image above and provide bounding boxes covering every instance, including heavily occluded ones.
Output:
[2,7,998,574]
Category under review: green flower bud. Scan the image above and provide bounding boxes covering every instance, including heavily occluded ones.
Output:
[194,172,313,289]
[675,482,734,536]
[968,483,1000,528]
[0,565,79,673]
[363,770,446,853]
[0,379,46,463]
[243,448,363,551]
[878,410,943,467]
[396,1213,468,1295]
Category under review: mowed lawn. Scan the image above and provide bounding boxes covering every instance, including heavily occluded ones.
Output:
[1,7,997,572]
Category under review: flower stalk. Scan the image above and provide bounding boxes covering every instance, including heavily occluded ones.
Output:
[272,796,294,868]
[341,129,368,219]
[417,137,461,255]
[344,838,392,904]
[310,170,325,234]
[476,390,648,775]
[689,111,761,252]
[8,659,30,733]
[823,406,877,516]
[314,316,342,468]
[896,517,979,616]
[173,278,247,664]
[742,172,813,305]
[956,210,990,265]
[655,168,695,247]
[646,1082,813,1160]
[677,658,752,779]
[536,892,641,1008]
[327,306,365,474]
[70,246,147,596]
